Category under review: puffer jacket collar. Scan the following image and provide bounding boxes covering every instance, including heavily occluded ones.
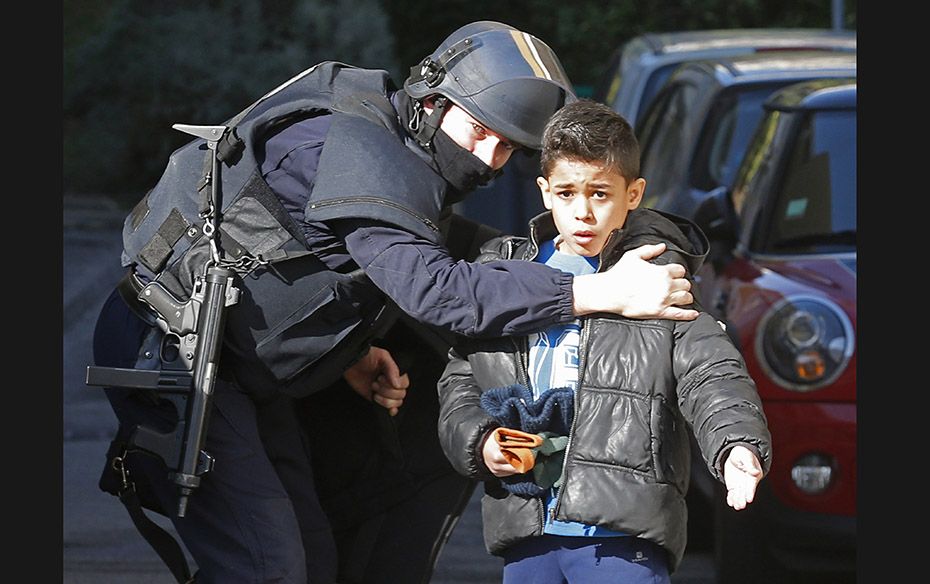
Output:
[514,208,710,276]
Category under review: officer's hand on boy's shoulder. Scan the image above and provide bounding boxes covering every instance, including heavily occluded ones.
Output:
[723,445,764,511]
[573,243,699,321]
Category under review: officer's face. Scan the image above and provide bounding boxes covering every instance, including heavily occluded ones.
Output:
[434,102,516,170]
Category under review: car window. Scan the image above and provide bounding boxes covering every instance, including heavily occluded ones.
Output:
[636,64,679,123]
[697,84,786,191]
[638,83,698,206]
[593,49,623,105]
[731,110,782,216]
[601,72,623,108]
[765,109,856,254]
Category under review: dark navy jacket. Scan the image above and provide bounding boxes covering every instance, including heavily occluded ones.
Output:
[118,63,578,400]
[259,98,576,339]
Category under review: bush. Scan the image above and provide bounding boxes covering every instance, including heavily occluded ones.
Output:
[64,0,855,197]
[64,0,398,197]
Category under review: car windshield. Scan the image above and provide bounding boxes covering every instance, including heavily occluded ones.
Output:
[766,109,856,254]
[699,84,785,190]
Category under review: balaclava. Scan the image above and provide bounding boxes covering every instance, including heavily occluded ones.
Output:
[396,90,502,204]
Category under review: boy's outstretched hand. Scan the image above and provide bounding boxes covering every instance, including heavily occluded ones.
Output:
[723,445,764,510]
[572,242,699,321]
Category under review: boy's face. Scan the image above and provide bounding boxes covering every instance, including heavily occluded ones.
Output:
[537,158,645,257]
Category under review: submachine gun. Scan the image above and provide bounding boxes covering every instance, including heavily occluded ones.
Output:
[86,123,243,519]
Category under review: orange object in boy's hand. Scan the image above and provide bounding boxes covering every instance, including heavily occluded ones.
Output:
[493,427,544,473]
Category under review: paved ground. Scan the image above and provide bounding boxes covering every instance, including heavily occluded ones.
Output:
[61,193,715,583]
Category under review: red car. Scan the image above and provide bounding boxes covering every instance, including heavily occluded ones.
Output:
[690,78,856,583]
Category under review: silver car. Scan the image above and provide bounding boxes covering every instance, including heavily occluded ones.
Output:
[593,28,856,126]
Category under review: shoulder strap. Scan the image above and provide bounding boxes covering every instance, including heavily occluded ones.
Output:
[104,445,195,583]
[118,488,195,583]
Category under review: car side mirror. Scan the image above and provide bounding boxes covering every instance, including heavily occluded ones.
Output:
[693,186,739,271]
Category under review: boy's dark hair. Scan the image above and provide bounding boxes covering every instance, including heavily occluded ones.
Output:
[539,98,640,181]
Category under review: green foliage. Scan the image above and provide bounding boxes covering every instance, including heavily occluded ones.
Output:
[384,0,855,93]
[64,0,397,196]
[64,0,855,196]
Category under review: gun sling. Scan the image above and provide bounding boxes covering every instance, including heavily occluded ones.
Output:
[120,486,194,583]
[100,439,195,583]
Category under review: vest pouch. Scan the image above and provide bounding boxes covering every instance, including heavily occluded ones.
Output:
[152,183,301,301]
[224,253,389,399]
[99,435,169,516]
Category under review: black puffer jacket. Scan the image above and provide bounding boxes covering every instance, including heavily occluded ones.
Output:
[436,208,772,572]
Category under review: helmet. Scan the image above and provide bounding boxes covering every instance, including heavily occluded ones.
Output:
[404,21,576,150]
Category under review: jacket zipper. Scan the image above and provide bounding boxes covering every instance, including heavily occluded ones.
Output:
[548,228,600,522]
[597,231,616,273]
[521,220,571,529]
[513,336,529,387]
[550,229,619,521]
[307,197,440,233]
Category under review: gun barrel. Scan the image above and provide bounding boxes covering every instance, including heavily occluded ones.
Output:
[173,265,236,516]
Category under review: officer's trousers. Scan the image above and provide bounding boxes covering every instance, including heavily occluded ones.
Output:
[93,288,338,584]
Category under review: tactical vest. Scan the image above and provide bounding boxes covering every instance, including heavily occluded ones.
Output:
[120,61,452,397]
[124,61,441,297]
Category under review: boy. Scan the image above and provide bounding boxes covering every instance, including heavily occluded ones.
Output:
[436,99,772,583]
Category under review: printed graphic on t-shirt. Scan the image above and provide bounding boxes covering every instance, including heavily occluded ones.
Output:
[528,324,581,397]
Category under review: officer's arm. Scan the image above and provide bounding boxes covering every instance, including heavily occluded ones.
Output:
[337,219,572,337]
[337,220,696,337]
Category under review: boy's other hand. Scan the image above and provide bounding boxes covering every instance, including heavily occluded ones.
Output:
[572,242,699,320]
[481,429,521,477]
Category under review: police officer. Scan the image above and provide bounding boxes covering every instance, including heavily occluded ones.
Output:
[92,21,698,584]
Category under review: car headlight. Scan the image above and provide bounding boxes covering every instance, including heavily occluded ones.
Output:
[754,294,854,391]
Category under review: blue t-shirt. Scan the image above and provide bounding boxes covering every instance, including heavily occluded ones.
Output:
[529,238,625,538]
